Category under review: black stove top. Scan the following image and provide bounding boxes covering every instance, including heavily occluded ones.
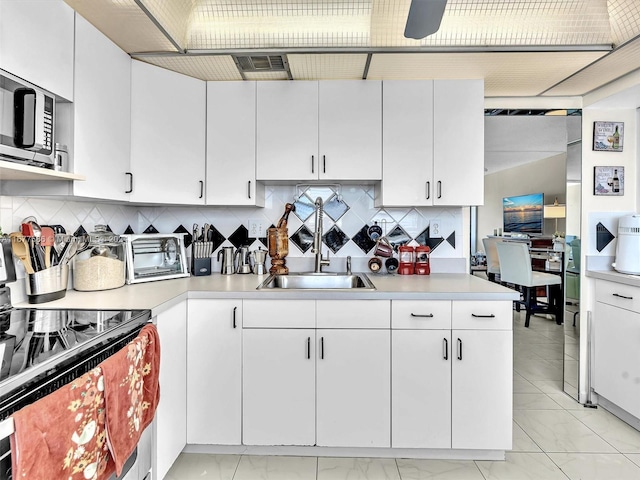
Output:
[0,308,151,417]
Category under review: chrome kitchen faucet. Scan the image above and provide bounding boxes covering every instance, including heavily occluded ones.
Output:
[312,197,330,273]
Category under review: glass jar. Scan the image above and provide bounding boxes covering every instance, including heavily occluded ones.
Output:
[73,225,126,291]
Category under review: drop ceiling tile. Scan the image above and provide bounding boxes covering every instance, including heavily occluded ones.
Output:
[543,39,640,96]
[244,71,290,81]
[65,0,178,52]
[289,54,368,80]
[367,51,607,97]
[137,55,242,81]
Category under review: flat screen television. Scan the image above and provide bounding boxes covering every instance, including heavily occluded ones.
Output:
[502,193,544,235]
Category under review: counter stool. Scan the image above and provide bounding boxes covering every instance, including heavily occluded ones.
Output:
[496,241,563,327]
[482,237,502,283]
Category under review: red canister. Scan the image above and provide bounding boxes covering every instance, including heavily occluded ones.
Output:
[398,245,415,275]
[415,246,431,275]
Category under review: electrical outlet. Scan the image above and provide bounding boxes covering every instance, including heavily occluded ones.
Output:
[249,219,264,237]
[430,219,451,238]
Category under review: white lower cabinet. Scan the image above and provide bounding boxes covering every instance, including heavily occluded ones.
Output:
[316,329,390,447]
[154,301,187,480]
[242,328,316,446]
[392,300,512,451]
[187,299,242,445]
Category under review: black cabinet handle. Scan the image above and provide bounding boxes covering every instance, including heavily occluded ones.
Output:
[125,172,133,193]
[199,180,204,199]
[321,336,324,359]
[323,155,326,173]
[410,313,434,318]
[248,181,251,199]
[613,293,633,300]
[437,181,442,199]
[443,338,448,360]
[457,338,463,360]
[311,155,314,174]
[426,181,430,200]
[307,337,311,359]
[471,313,496,318]
[233,306,237,328]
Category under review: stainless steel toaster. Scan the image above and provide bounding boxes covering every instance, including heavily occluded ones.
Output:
[122,233,190,284]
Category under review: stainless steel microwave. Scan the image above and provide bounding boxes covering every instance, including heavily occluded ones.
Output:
[0,69,55,167]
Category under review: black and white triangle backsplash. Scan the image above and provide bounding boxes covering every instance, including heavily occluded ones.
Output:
[5,185,462,259]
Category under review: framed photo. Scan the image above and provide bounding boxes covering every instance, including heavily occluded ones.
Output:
[594,166,624,196]
[593,121,624,151]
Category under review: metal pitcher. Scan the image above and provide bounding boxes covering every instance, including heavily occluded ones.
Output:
[236,246,252,274]
[252,247,268,275]
[217,246,236,275]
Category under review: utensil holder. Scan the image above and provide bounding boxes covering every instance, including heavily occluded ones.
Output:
[25,264,69,304]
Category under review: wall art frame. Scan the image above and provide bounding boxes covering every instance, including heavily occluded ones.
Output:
[593,121,624,152]
[594,166,624,196]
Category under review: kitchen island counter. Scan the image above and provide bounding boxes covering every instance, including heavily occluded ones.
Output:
[16,273,517,316]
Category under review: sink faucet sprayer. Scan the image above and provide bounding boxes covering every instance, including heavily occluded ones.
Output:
[312,197,331,273]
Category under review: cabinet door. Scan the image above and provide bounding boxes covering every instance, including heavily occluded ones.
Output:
[319,81,382,180]
[243,328,316,445]
[380,80,434,206]
[594,302,640,419]
[256,81,318,180]
[206,82,263,206]
[433,80,484,206]
[187,299,242,445]
[72,14,131,201]
[451,329,512,450]
[155,301,187,479]
[130,60,206,204]
[392,330,451,448]
[316,329,390,447]
[0,0,74,100]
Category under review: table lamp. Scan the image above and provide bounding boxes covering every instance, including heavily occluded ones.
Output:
[544,197,566,235]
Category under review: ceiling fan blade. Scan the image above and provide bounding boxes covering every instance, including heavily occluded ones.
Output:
[404,0,448,39]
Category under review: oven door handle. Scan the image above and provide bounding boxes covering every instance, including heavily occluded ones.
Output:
[0,417,15,440]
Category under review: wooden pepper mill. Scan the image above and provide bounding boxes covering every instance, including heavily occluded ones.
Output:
[268,203,295,274]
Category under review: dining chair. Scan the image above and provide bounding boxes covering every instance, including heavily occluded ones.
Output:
[482,237,502,283]
[496,241,563,327]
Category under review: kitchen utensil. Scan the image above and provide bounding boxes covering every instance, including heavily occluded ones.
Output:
[236,246,252,274]
[193,223,200,242]
[267,203,295,275]
[368,257,382,273]
[368,222,383,241]
[217,246,236,275]
[41,226,55,268]
[9,232,35,274]
[252,248,267,275]
[25,264,69,304]
[385,257,399,274]
[373,238,393,257]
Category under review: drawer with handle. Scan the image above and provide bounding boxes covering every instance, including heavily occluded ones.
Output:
[452,301,512,330]
[391,300,451,329]
[595,279,640,313]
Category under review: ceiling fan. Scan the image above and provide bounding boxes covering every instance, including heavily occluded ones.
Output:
[404,0,448,39]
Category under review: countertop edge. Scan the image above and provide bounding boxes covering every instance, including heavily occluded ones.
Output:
[586,269,640,288]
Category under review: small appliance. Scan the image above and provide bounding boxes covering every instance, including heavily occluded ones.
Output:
[252,248,267,275]
[122,233,189,283]
[218,246,236,275]
[613,214,640,275]
[236,246,252,274]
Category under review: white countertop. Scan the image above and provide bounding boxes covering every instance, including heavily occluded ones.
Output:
[586,269,640,288]
[15,273,518,316]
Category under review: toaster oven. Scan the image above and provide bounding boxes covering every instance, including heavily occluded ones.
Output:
[122,233,190,284]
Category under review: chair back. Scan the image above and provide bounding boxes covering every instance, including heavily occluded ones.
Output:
[495,241,533,286]
[482,237,502,275]
[570,238,581,270]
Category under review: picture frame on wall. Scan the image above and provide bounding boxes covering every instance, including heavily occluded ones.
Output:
[593,121,624,151]
[594,166,624,196]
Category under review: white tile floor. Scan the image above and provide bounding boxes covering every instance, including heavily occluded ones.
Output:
[165,308,640,480]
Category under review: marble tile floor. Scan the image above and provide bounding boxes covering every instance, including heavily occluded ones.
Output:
[165,309,640,480]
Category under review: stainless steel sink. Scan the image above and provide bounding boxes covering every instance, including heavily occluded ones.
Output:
[257,272,376,290]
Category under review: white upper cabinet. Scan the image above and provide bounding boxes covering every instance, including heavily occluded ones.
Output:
[318,81,382,181]
[433,79,484,206]
[380,80,434,206]
[72,14,131,201]
[378,79,484,207]
[256,81,382,181]
[206,81,263,206]
[130,60,206,204]
[256,81,319,181]
[0,0,74,100]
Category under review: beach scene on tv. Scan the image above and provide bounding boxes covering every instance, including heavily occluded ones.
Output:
[503,193,544,234]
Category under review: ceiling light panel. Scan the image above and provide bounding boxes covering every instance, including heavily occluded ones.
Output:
[289,54,368,79]
[367,51,607,97]
[371,0,612,47]
[187,0,372,49]
[136,55,242,80]
[65,0,178,52]
[543,38,640,96]
[243,71,291,80]
[141,0,195,49]
[608,0,640,46]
